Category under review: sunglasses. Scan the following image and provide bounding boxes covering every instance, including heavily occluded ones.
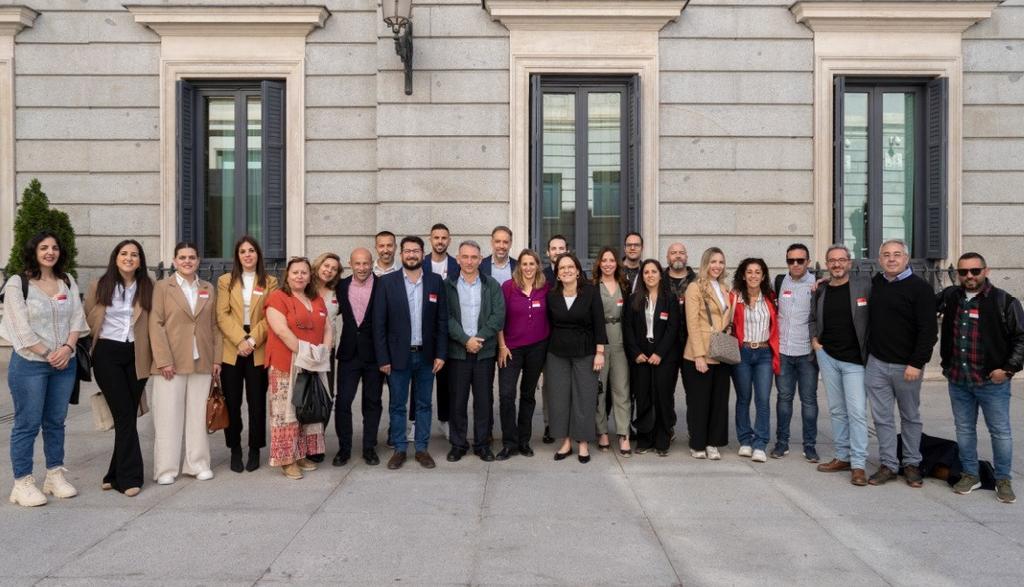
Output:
[786,258,807,265]
[957,268,984,277]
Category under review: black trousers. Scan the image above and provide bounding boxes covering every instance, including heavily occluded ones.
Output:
[449,355,495,451]
[632,353,679,452]
[410,360,451,423]
[221,352,267,450]
[497,340,546,449]
[681,359,731,450]
[335,357,384,456]
[93,339,147,492]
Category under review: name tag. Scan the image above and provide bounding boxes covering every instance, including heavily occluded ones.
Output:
[782,291,793,298]
[428,293,438,303]
[198,290,210,299]
[616,299,624,307]
[332,298,338,304]
[319,311,327,317]
[659,311,669,320]
[531,300,542,309]
[252,288,263,296]
[969,309,980,319]
[55,294,68,302]
[856,297,867,307]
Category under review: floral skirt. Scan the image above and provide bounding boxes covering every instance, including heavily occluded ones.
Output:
[268,367,325,466]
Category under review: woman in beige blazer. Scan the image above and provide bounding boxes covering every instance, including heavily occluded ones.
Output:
[682,247,733,461]
[148,242,222,485]
[216,236,278,473]
[84,240,154,497]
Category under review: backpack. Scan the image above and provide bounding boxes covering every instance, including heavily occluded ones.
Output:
[774,274,785,297]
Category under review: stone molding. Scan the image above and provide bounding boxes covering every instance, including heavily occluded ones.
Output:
[791,2,999,33]
[124,5,329,37]
[485,0,686,30]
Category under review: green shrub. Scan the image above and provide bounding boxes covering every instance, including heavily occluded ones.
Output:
[4,179,78,278]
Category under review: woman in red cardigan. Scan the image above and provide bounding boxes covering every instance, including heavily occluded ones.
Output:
[729,258,780,463]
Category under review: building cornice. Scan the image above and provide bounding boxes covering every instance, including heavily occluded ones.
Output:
[483,0,686,31]
[791,2,999,33]
[124,4,329,37]
[0,6,38,36]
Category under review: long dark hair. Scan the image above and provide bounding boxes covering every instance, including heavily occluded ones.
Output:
[591,246,628,293]
[94,239,154,312]
[280,257,318,299]
[22,230,69,283]
[732,257,772,305]
[228,236,267,291]
[631,259,666,312]
[552,252,585,293]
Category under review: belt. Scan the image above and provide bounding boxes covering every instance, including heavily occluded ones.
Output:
[410,345,422,352]
[606,318,621,324]
[742,341,769,350]
[645,337,655,344]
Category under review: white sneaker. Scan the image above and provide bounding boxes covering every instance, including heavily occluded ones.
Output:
[9,475,47,507]
[156,475,176,485]
[407,422,416,442]
[439,421,450,440]
[738,445,753,458]
[690,449,707,459]
[42,467,78,499]
[195,470,214,481]
[706,446,721,460]
[751,449,767,463]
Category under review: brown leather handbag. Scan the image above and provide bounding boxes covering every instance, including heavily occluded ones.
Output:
[205,376,230,434]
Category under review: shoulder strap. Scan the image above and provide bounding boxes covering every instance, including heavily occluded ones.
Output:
[774,274,785,295]
[21,273,29,299]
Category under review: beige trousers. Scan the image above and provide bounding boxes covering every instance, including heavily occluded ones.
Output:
[152,372,212,480]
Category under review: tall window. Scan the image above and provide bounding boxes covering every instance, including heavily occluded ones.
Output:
[530,75,639,261]
[177,80,286,261]
[834,77,947,260]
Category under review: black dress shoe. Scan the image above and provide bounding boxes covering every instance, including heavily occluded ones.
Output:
[554,448,572,461]
[542,426,555,444]
[246,448,260,472]
[475,447,495,462]
[519,444,534,457]
[578,453,591,464]
[230,448,244,473]
[495,447,517,461]
[307,453,325,464]
[387,451,407,470]
[332,452,350,467]
[447,448,466,462]
[363,449,380,466]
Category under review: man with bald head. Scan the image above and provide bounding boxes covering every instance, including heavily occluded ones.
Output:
[664,242,695,438]
[333,247,385,467]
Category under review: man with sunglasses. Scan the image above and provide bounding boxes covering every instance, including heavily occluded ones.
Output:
[937,252,1023,503]
[772,243,820,462]
[865,239,937,487]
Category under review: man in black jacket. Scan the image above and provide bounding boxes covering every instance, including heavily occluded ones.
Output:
[864,239,937,487]
[937,252,1024,503]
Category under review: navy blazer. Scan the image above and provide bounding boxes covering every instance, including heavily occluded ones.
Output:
[423,254,459,282]
[335,275,377,365]
[480,255,517,279]
[372,270,449,370]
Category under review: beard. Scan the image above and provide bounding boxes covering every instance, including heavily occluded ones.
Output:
[403,258,423,271]
[670,260,685,271]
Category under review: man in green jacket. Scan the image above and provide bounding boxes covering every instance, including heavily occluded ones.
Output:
[445,240,506,462]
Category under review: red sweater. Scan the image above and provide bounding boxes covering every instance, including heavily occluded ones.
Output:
[730,290,781,375]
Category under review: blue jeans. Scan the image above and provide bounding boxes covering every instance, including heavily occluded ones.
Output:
[816,349,868,468]
[387,351,435,453]
[732,346,773,450]
[775,353,819,451]
[8,353,77,478]
[948,379,1013,480]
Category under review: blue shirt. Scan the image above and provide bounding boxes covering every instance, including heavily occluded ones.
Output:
[884,266,914,283]
[457,274,482,338]
[490,260,513,285]
[403,271,424,346]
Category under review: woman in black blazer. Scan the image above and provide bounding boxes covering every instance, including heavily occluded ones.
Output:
[623,260,681,456]
[544,253,608,463]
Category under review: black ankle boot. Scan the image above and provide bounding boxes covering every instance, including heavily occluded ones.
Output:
[230,447,244,473]
[246,448,260,472]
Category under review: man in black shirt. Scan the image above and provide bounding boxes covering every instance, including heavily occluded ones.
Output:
[664,242,695,439]
[809,244,871,486]
[864,239,937,487]
[622,232,643,293]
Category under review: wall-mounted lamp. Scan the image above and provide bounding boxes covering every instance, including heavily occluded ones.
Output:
[382,0,414,95]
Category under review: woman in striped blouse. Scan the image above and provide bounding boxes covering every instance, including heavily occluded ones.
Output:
[729,258,780,464]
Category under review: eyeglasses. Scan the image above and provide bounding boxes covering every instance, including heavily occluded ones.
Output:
[401,249,422,255]
[786,258,807,265]
[957,268,984,277]
[624,243,642,248]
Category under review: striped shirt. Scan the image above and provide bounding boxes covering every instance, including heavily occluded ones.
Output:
[743,296,771,343]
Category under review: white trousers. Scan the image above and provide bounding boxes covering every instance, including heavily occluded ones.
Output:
[152,372,212,480]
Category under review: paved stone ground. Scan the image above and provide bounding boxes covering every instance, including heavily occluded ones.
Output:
[1,362,1023,586]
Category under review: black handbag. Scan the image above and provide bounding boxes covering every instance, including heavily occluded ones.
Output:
[76,335,93,382]
[292,369,333,425]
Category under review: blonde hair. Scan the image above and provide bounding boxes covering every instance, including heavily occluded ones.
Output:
[311,252,343,290]
[697,247,729,290]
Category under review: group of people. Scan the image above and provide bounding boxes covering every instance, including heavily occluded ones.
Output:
[2,225,1020,507]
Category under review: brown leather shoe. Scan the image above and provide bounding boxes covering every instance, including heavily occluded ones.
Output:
[868,466,897,486]
[850,468,867,486]
[903,464,924,488]
[387,451,407,470]
[414,451,436,469]
[816,458,851,473]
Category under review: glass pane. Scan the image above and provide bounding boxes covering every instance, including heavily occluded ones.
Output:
[842,92,869,259]
[586,92,621,261]
[881,92,915,251]
[247,97,263,243]
[204,97,236,259]
[542,93,576,254]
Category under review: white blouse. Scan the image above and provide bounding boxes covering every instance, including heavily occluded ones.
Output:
[0,275,89,362]
[99,281,137,342]
[242,271,256,326]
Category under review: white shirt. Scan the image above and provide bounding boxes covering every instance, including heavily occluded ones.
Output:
[742,296,771,343]
[645,299,655,339]
[564,295,577,310]
[175,272,200,360]
[241,271,256,326]
[99,281,137,342]
[432,259,449,280]
[710,280,727,310]
[373,260,400,277]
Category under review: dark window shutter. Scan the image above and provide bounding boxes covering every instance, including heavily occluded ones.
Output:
[626,74,641,233]
[529,74,542,251]
[261,80,286,260]
[176,80,197,244]
[832,76,845,246]
[924,77,948,260]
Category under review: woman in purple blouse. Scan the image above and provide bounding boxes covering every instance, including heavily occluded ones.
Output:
[495,249,551,460]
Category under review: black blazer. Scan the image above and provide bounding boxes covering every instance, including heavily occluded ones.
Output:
[373,270,449,370]
[481,255,517,278]
[335,275,377,364]
[545,283,608,358]
[423,254,459,282]
[622,291,681,363]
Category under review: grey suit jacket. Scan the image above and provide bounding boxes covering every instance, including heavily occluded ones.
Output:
[808,276,871,364]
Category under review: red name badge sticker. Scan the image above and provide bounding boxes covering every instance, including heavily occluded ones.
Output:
[56,294,68,302]
[531,300,542,309]
[856,297,867,307]
[253,288,264,296]
[616,299,624,307]
[198,290,210,299]
[782,290,793,298]
[332,298,338,304]
[320,311,327,317]
[428,293,438,303]
[659,311,669,320]
[969,309,980,319]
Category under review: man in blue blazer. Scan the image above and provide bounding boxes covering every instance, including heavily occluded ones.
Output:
[374,235,449,470]
[479,225,517,285]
